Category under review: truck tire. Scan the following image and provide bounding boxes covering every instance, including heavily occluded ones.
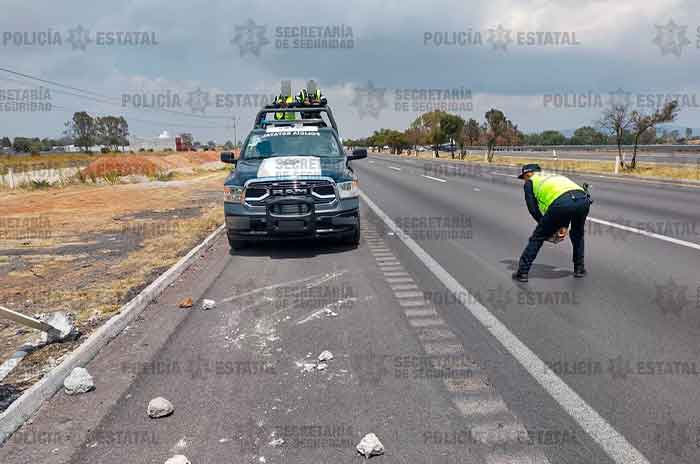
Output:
[342,218,361,247]
[227,233,248,250]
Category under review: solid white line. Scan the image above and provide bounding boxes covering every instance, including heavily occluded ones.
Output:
[588,217,700,251]
[491,172,517,177]
[422,174,447,183]
[360,191,651,464]
[388,166,402,171]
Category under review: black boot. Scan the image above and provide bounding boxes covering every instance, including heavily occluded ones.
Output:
[573,266,587,278]
[512,271,528,282]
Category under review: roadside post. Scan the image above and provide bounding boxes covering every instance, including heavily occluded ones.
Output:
[0,305,62,339]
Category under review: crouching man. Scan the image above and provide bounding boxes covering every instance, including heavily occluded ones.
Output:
[513,164,592,282]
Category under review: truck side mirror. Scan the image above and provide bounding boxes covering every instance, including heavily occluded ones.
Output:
[348,148,368,161]
[221,152,237,165]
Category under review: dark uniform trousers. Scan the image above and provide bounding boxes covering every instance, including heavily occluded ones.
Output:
[518,190,591,273]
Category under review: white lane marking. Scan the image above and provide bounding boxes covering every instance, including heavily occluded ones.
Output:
[421,174,447,183]
[388,166,402,171]
[404,308,439,317]
[491,172,517,177]
[360,191,651,464]
[588,217,700,251]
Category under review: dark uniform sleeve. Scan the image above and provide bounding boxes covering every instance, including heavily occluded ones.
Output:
[524,180,542,222]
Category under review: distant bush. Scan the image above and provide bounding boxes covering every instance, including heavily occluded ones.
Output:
[102,172,121,184]
[82,156,160,179]
[152,171,175,181]
[101,147,111,154]
[30,179,52,189]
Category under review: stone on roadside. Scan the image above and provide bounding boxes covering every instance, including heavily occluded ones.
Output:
[201,299,216,310]
[148,397,175,418]
[268,437,285,447]
[38,311,79,344]
[164,455,190,464]
[302,363,316,372]
[317,350,334,362]
[178,297,193,308]
[63,367,95,395]
[356,433,384,458]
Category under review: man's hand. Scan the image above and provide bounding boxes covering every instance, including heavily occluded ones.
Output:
[547,227,569,243]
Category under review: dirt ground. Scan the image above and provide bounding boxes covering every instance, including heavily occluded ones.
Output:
[0,170,228,408]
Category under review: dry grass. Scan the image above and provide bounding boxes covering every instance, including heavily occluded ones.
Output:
[0,171,227,367]
[0,150,219,175]
[387,150,700,182]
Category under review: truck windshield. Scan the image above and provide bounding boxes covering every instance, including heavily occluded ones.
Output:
[243,131,342,159]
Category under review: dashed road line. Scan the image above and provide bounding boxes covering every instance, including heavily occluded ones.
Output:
[406,317,447,327]
[421,174,447,183]
[399,300,430,308]
[394,291,424,299]
[390,284,420,291]
[403,308,438,318]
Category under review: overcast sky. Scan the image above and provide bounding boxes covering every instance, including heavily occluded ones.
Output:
[1,0,698,142]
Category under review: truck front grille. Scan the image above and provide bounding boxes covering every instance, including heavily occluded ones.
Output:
[244,179,336,204]
[270,203,311,216]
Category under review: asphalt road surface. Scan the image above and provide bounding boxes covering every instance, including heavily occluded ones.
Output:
[1,153,700,464]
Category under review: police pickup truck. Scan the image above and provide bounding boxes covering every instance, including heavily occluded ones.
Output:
[220,104,367,249]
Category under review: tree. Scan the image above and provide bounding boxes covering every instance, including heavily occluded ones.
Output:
[224,140,234,150]
[484,108,512,162]
[96,116,129,151]
[0,137,11,148]
[65,112,96,152]
[686,127,693,141]
[179,133,194,151]
[385,130,409,154]
[570,126,607,145]
[464,118,480,146]
[539,130,566,146]
[629,101,679,168]
[12,137,39,153]
[598,104,631,167]
[416,111,448,157]
[440,113,465,159]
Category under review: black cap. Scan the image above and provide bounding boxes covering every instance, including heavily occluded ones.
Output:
[518,163,541,179]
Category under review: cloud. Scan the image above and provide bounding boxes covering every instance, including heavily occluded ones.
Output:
[0,0,698,140]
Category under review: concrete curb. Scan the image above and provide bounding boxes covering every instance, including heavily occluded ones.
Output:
[0,224,226,445]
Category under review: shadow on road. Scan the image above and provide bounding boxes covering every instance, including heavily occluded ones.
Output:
[501,259,573,279]
[228,238,358,259]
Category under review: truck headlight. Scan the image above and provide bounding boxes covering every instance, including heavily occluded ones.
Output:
[337,180,359,199]
[224,186,244,203]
